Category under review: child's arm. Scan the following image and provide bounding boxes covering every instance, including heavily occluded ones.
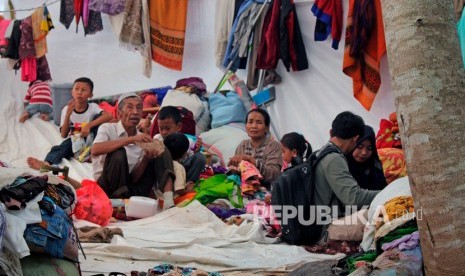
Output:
[81,110,113,137]
[60,100,75,138]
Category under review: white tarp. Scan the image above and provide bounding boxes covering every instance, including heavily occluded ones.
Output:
[76,200,342,275]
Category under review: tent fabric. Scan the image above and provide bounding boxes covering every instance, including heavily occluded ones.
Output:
[2,0,395,152]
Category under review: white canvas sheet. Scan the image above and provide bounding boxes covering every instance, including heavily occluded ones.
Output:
[76,200,342,275]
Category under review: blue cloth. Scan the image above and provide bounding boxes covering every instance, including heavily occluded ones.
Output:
[149,86,173,105]
[458,10,465,68]
[23,205,71,259]
[25,104,54,119]
[209,91,247,128]
[222,0,266,71]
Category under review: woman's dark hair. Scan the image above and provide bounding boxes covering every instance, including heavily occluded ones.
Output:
[245,108,271,127]
[281,132,312,160]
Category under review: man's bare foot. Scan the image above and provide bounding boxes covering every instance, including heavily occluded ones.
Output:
[27,157,47,170]
[39,113,50,121]
[19,112,29,123]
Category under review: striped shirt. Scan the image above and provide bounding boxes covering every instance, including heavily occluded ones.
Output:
[24,80,53,106]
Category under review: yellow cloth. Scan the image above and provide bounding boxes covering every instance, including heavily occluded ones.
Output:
[31,7,49,58]
[149,0,188,70]
[375,196,414,229]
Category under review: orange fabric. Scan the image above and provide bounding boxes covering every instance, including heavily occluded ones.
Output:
[378,148,407,184]
[149,0,188,70]
[342,0,386,110]
[31,7,48,58]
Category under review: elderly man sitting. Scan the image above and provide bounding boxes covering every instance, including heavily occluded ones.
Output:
[91,93,175,210]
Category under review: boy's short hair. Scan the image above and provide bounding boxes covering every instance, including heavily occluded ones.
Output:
[74,77,94,92]
[158,106,182,124]
[163,133,189,160]
[331,111,365,139]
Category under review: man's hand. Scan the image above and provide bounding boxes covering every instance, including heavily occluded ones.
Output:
[131,133,153,144]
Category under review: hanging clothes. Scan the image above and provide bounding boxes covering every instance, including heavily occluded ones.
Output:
[31,7,50,58]
[149,0,189,71]
[119,0,144,50]
[311,0,343,50]
[256,0,280,70]
[280,0,308,71]
[60,0,75,29]
[89,0,126,16]
[256,0,308,72]
[342,0,386,111]
[0,16,11,57]
[222,0,266,72]
[215,0,236,68]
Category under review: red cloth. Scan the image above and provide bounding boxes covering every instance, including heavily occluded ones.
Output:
[311,0,343,49]
[256,0,281,69]
[24,80,52,106]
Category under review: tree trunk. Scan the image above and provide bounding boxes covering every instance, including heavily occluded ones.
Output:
[380,0,465,274]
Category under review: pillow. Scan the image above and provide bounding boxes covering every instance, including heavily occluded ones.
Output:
[200,123,249,166]
[327,209,368,242]
[360,176,411,251]
[161,89,211,135]
[378,148,407,184]
[209,91,247,128]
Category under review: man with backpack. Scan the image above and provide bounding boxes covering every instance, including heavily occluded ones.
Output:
[313,111,379,239]
[271,111,379,245]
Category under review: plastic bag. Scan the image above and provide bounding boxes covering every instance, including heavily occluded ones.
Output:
[74,179,112,226]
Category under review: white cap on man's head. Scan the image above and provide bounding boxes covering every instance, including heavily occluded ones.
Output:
[117,93,141,109]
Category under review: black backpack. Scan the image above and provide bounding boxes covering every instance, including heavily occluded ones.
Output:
[271,145,339,245]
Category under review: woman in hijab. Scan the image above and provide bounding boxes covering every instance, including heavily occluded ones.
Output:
[347,125,387,191]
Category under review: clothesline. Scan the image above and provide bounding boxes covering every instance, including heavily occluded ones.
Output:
[0,0,59,13]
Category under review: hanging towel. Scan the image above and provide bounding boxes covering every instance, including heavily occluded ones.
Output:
[60,0,75,29]
[119,0,144,50]
[311,0,343,50]
[149,0,189,71]
[343,0,386,111]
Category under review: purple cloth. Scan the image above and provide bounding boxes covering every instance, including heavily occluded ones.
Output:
[89,0,125,15]
[381,231,420,251]
[175,77,207,95]
[208,206,245,219]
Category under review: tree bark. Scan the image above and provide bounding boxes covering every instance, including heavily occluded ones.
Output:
[380,0,465,274]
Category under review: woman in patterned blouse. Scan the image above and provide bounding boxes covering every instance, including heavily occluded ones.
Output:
[228,108,283,188]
